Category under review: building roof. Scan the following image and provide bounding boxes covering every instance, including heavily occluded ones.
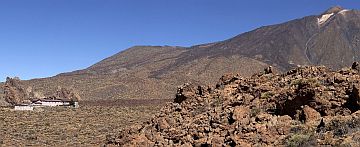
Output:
[31,98,73,103]
[15,104,32,106]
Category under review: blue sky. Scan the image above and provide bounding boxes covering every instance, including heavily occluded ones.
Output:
[0,0,359,81]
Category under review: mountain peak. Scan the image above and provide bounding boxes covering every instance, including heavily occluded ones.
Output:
[322,6,344,15]
[318,6,349,25]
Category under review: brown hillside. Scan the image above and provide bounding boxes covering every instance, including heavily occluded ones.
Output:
[19,46,269,100]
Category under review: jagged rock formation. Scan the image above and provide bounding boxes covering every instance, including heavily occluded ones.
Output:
[1,77,80,106]
[106,66,360,146]
[51,87,81,101]
[3,77,31,105]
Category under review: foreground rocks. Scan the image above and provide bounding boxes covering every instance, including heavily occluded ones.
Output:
[106,66,360,146]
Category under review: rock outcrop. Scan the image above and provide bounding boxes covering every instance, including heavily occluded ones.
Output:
[2,77,80,106]
[3,77,30,105]
[51,87,81,101]
[106,66,360,146]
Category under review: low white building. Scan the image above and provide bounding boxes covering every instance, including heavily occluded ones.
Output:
[13,99,79,111]
[32,99,71,107]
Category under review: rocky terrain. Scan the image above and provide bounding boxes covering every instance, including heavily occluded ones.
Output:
[1,6,360,146]
[106,65,360,146]
[2,6,360,102]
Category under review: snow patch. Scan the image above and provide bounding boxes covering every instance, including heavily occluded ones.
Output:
[339,9,349,14]
[318,13,334,25]
[317,9,350,25]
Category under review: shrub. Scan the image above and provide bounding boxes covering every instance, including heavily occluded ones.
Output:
[211,95,223,107]
[286,133,316,147]
[260,92,274,99]
[291,79,303,86]
[250,108,261,117]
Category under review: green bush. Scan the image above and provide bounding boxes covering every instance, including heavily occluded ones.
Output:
[290,78,320,87]
[260,92,274,99]
[250,108,261,117]
[286,133,315,147]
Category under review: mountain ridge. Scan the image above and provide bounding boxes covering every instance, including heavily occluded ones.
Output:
[2,6,360,103]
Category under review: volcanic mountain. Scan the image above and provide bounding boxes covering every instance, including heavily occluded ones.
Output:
[2,6,360,102]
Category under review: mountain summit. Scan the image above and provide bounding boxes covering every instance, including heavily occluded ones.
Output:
[322,5,344,15]
[2,6,360,103]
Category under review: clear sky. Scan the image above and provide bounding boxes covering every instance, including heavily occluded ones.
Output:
[0,0,359,81]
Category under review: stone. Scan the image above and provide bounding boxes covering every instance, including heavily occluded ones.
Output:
[302,105,321,125]
[232,106,251,125]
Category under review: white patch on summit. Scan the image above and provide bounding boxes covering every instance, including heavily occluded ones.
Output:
[339,9,350,14]
[317,7,350,26]
[317,13,334,25]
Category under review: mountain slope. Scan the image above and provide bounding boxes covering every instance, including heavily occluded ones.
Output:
[153,6,360,76]
[20,46,268,100]
[2,6,360,102]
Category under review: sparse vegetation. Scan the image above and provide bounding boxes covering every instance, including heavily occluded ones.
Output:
[291,79,303,86]
[0,102,162,146]
[290,78,320,87]
[250,108,261,117]
[211,95,223,107]
[286,133,315,147]
[260,91,274,99]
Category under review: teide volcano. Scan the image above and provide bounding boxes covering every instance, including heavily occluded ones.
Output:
[156,6,360,73]
[2,6,360,102]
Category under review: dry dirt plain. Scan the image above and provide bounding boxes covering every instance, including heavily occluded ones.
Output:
[0,99,169,146]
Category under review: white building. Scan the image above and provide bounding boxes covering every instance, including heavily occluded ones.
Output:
[13,99,79,111]
[32,99,71,107]
[74,102,79,108]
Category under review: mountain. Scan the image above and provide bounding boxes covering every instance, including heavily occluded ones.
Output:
[2,6,360,102]
[169,6,360,71]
